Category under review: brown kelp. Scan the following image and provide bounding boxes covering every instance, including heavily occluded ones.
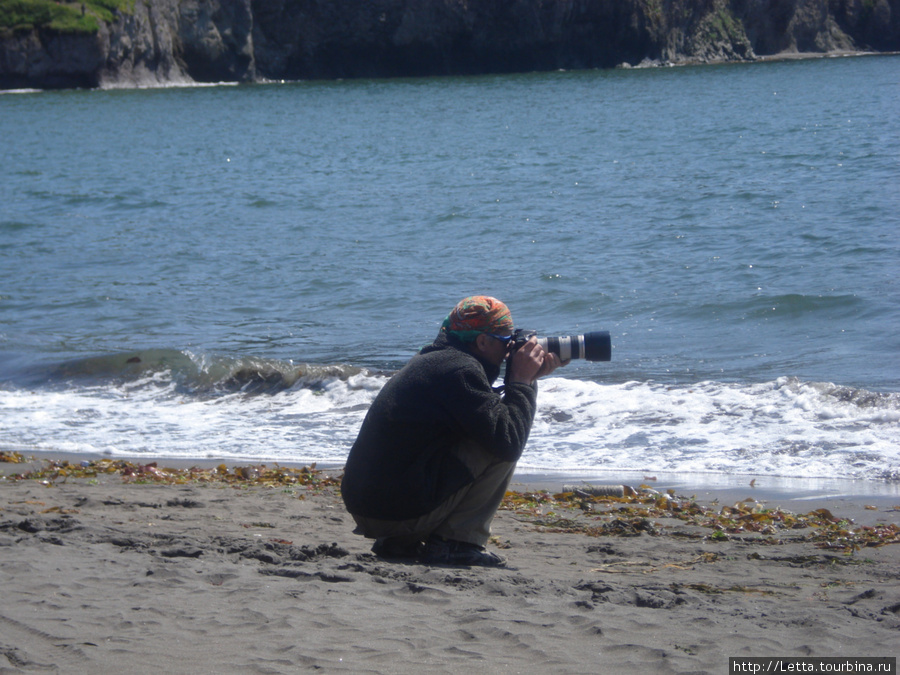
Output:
[500,487,900,553]
[1,454,339,490]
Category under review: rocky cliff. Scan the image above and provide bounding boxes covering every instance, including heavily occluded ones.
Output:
[2,0,898,90]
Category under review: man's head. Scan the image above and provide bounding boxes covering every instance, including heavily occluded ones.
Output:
[442,296,514,367]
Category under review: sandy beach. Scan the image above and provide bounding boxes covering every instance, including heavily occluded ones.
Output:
[1,454,898,674]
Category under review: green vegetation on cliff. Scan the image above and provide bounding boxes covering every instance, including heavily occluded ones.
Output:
[0,0,130,35]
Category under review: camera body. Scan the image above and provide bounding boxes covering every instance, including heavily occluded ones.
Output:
[511,328,611,362]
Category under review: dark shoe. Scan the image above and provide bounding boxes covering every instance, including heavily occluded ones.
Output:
[371,537,422,559]
[420,537,507,568]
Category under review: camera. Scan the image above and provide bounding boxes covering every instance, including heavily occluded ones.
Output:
[511,328,611,362]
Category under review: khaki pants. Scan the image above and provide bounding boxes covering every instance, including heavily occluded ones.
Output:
[350,442,516,548]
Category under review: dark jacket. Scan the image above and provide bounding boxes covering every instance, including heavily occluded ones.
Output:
[341,332,538,521]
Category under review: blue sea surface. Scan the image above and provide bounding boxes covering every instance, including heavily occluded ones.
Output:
[1,56,898,487]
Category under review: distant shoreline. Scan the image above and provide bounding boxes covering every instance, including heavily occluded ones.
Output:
[753,49,900,62]
[4,0,899,91]
[3,50,899,93]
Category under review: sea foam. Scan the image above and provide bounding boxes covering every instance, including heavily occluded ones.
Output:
[1,369,896,482]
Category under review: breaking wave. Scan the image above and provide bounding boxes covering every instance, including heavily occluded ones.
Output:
[1,349,897,483]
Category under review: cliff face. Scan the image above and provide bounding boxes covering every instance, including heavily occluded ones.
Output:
[251,0,662,78]
[1,0,255,89]
[1,0,897,90]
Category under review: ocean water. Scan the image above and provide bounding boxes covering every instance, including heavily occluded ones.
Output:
[1,56,898,490]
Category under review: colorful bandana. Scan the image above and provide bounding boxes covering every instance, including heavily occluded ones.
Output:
[441,296,514,343]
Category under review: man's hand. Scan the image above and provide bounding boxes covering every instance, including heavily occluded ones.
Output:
[507,338,568,384]
[535,349,566,379]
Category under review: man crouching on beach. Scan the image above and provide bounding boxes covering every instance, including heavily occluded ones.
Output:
[341,295,563,567]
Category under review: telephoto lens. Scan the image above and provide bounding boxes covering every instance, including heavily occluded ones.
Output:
[537,331,611,362]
